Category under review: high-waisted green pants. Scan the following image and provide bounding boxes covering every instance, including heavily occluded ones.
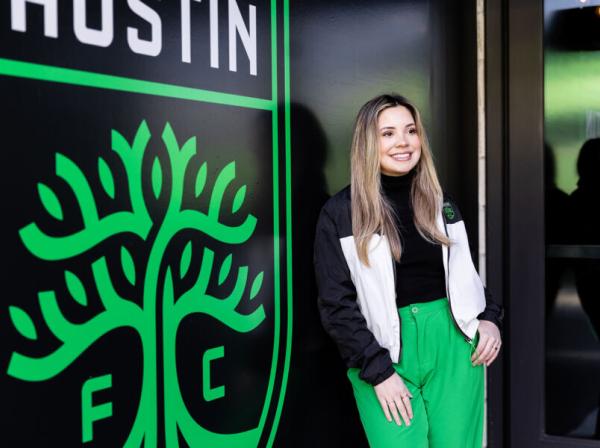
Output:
[347,297,484,448]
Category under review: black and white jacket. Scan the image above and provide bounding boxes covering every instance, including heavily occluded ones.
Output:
[314,186,504,385]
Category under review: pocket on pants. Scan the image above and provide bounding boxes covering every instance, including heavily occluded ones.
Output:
[469,331,480,361]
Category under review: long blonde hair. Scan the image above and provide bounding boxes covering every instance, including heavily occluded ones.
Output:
[351,93,451,266]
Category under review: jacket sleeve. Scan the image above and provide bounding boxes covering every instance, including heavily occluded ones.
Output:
[314,206,395,386]
[478,287,505,332]
[446,195,505,332]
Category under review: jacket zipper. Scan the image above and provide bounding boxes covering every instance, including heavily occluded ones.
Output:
[441,212,472,342]
[391,253,402,360]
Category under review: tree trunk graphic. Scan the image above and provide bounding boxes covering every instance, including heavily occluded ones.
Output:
[7,121,266,447]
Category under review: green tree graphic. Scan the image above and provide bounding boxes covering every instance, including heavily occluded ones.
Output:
[7,121,267,447]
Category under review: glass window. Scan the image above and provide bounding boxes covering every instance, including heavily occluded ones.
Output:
[544,0,600,440]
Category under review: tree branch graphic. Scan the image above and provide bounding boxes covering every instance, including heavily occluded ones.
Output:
[7,121,266,447]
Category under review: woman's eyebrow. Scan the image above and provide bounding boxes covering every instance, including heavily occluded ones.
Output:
[379,123,415,131]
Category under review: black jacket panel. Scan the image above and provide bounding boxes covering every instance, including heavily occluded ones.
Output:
[314,189,395,386]
[479,287,504,331]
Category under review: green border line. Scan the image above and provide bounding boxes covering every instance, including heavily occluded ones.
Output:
[256,0,281,443]
[0,58,273,110]
[266,0,292,445]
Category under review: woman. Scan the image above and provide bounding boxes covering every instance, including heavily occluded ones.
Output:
[314,93,503,447]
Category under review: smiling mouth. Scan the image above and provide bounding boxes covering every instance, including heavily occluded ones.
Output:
[390,153,411,161]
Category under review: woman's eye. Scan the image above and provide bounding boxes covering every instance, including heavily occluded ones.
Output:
[382,132,392,137]
[408,128,417,134]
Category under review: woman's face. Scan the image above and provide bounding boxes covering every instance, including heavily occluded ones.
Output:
[377,105,422,176]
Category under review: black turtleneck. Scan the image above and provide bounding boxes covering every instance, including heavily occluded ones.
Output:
[380,171,447,307]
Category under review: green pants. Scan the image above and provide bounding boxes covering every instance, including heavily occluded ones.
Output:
[347,298,484,448]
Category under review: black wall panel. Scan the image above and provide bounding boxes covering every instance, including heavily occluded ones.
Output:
[279,0,478,446]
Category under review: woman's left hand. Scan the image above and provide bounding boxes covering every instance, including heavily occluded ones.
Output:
[472,320,502,367]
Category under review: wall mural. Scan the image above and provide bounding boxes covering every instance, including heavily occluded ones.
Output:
[0,1,291,446]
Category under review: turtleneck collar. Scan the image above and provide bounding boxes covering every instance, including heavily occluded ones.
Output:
[380,169,416,192]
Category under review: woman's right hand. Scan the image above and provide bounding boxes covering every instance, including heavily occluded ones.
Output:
[374,372,414,426]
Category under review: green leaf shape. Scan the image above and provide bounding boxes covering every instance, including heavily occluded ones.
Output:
[232,185,247,214]
[151,157,162,199]
[37,183,63,221]
[121,246,136,286]
[9,306,38,340]
[218,254,233,286]
[98,157,115,199]
[65,270,87,306]
[180,241,193,279]
[195,162,208,197]
[250,271,264,300]
[111,129,131,153]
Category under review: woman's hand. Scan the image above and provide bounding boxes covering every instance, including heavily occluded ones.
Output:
[373,372,414,426]
[472,320,502,367]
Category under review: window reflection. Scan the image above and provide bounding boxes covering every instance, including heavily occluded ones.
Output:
[545,1,600,440]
